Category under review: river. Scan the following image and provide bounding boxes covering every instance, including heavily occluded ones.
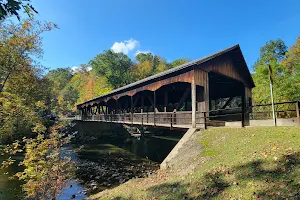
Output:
[0,129,183,200]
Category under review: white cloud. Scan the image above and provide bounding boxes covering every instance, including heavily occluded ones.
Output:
[135,50,152,56]
[71,66,92,73]
[111,39,139,54]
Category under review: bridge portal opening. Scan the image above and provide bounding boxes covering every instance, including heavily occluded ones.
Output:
[208,72,246,123]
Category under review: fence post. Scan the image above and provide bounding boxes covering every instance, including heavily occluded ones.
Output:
[296,101,300,125]
[170,113,173,129]
[241,96,245,127]
[203,112,207,129]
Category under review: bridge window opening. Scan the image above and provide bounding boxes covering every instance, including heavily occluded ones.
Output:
[156,82,192,112]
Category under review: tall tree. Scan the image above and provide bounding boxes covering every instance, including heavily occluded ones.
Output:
[0,19,55,93]
[253,39,287,70]
[283,36,300,74]
[0,19,55,143]
[89,50,132,88]
[47,68,73,96]
[252,39,299,104]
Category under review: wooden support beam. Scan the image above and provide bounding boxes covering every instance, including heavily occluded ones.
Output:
[164,91,168,112]
[148,95,154,107]
[154,91,156,126]
[141,96,144,125]
[116,100,119,114]
[176,87,191,111]
[125,99,128,113]
[241,95,245,127]
[131,96,133,124]
[141,95,144,113]
[133,95,140,107]
[97,104,101,114]
[221,97,233,109]
[296,101,300,125]
[191,80,196,128]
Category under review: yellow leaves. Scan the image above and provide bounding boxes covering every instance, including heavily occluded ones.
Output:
[271,146,279,151]
[1,157,16,169]
[131,61,153,80]
[31,123,47,134]
[247,181,253,186]
[35,101,45,108]
[261,152,268,158]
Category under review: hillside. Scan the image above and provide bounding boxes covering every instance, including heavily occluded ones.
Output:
[88,126,300,200]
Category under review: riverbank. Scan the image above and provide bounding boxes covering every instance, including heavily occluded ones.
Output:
[89,126,300,200]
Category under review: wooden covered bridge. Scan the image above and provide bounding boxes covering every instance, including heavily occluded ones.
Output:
[76,45,255,129]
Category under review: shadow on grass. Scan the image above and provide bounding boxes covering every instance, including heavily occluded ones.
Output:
[145,152,300,199]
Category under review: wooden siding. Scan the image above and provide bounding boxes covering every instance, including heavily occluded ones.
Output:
[201,57,248,86]
[79,70,194,108]
[194,69,209,113]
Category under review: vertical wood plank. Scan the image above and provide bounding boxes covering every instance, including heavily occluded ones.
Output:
[191,70,196,128]
[241,95,245,127]
[131,96,133,124]
[164,91,168,112]
[154,91,156,126]
[141,95,144,125]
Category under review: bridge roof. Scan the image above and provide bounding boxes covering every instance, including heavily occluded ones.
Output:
[77,44,254,107]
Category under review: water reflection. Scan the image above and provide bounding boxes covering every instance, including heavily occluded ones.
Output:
[0,130,182,199]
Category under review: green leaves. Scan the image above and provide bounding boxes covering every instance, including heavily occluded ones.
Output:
[252,38,300,104]
[0,0,38,21]
[90,50,132,88]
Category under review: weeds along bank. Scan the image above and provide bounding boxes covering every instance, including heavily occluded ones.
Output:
[89,126,300,200]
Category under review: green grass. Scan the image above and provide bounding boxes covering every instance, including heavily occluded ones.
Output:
[88,126,300,200]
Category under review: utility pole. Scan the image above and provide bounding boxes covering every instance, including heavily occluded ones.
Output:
[268,65,277,126]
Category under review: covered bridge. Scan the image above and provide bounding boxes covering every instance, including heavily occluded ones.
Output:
[76,45,255,129]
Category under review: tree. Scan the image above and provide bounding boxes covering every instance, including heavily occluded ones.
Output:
[283,36,300,74]
[0,0,37,20]
[252,38,299,104]
[130,61,153,81]
[0,19,55,143]
[0,19,56,93]
[89,50,132,88]
[47,68,73,96]
[136,52,154,63]
[1,123,74,200]
[170,58,189,68]
[253,39,287,70]
[282,36,300,100]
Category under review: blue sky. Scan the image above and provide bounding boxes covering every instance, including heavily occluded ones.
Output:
[30,0,300,71]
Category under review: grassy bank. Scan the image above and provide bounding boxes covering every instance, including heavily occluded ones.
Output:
[88,126,300,200]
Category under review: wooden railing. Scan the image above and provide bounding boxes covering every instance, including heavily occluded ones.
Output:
[76,101,300,128]
[250,101,300,120]
[81,111,195,128]
[78,108,246,128]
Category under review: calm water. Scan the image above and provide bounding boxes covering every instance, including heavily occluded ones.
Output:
[0,132,182,200]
